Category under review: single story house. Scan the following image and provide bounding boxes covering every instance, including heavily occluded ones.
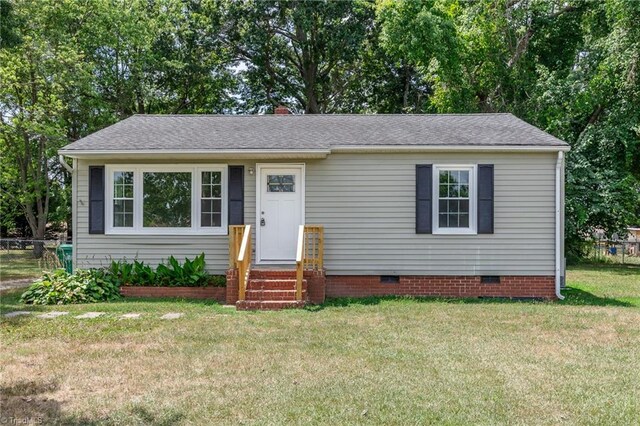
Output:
[58,112,570,308]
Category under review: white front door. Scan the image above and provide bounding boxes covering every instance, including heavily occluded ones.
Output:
[257,165,304,263]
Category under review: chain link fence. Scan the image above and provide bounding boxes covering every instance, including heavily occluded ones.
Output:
[586,236,640,265]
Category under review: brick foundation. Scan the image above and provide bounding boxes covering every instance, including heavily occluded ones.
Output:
[325,275,556,300]
[223,270,554,304]
[120,286,226,302]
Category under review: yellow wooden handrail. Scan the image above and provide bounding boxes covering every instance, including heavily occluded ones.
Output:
[229,225,245,268]
[295,225,324,301]
[230,225,252,301]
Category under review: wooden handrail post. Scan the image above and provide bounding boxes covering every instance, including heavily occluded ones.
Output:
[318,226,324,270]
[237,224,252,301]
[295,225,305,301]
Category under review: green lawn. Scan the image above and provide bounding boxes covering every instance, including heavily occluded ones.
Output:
[1,265,638,425]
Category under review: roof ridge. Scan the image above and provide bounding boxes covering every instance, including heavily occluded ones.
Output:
[131,113,515,118]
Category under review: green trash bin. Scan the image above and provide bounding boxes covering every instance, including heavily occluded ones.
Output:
[57,243,73,274]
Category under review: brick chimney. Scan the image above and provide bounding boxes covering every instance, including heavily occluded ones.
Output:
[274,105,291,115]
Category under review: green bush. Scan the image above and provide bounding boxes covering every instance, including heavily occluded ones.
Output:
[207,275,227,287]
[20,269,122,305]
[156,254,208,286]
[107,253,226,287]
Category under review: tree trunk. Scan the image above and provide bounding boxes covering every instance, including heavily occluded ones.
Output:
[305,89,320,114]
[136,90,145,114]
[32,224,46,258]
[303,66,320,113]
[402,65,411,111]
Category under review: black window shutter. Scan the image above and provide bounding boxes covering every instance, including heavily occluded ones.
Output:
[477,164,494,234]
[416,165,433,234]
[88,166,105,234]
[228,166,244,225]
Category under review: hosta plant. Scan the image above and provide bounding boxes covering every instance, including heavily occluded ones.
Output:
[20,269,122,305]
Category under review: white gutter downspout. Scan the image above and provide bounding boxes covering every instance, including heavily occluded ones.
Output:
[59,154,73,173]
[555,151,565,300]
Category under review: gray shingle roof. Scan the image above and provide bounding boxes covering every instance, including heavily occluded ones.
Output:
[59,113,568,152]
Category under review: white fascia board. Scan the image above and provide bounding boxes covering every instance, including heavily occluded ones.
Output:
[59,144,571,159]
[331,145,571,153]
[58,149,331,160]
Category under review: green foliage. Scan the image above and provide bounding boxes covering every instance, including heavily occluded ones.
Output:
[155,253,209,287]
[223,0,374,113]
[20,269,121,305]
[107,253,224,287]
[0,0,90,250]
[207,275,228,287]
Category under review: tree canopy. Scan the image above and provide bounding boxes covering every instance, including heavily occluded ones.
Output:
[0,0,638,257]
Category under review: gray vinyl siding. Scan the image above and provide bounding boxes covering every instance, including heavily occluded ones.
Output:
[74,152,557,276]
[305,153,555,276]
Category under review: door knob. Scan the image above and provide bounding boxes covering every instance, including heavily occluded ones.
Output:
[260,218,266,226]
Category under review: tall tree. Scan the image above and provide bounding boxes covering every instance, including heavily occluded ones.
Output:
[0,0,91,256]
[375,0,461,112]
[150,0,236,113]
[222,0,374,113]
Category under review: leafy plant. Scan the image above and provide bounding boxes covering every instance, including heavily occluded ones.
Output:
[155,253,209,287]
[20,269,122,305]
[105,254,218,287]
[108,260,134,285]
[208,275,227,287]
[130,260,156,285]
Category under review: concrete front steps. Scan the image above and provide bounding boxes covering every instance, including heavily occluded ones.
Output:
[236,269,308,311]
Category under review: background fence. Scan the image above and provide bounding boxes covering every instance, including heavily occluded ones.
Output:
[585,237,640,265]
[0,239,65,283]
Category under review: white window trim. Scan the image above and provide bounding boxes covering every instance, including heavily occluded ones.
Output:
[432,164,477,235]
[105,164,228,235]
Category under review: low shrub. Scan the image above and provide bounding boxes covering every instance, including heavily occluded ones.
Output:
[107,253,226,287]
[20,269,122,305]
[207,275,227,287]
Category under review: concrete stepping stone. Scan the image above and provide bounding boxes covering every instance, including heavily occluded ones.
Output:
[37,311,69,319]
[160,313,183,320]
[120,313,141,319]
[75,312,104,319]
[3,311,32,318]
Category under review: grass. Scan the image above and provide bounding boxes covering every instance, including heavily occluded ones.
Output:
[0,249,55,282]
[1,265,638,425]
[563,264,640,307]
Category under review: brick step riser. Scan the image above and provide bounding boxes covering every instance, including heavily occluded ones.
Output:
[250,270,297,279]
[245,290,307,301]
[236,300,306,311]
[247,280,307,291]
